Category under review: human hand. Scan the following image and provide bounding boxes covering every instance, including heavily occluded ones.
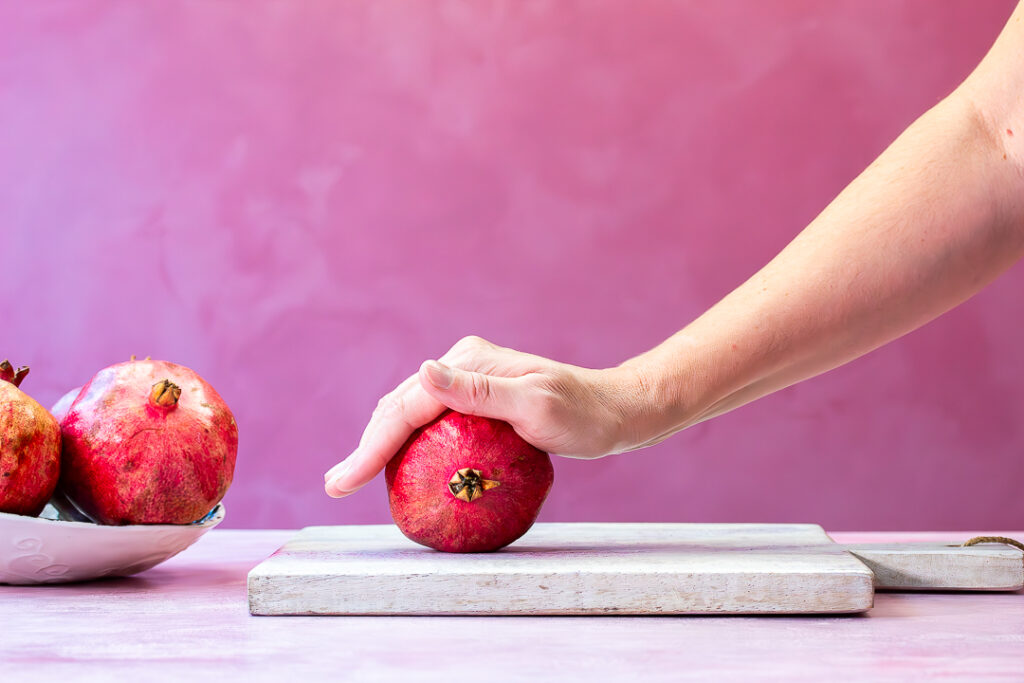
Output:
[324,336,647,498]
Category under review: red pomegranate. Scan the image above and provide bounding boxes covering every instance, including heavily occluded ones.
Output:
[0,361,61,517]
[50,385,82,424]
[385,411,554,552]
[59,359,238,525]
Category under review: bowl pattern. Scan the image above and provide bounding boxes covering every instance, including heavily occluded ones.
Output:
[0,504,224,585]
[5,536,72,582]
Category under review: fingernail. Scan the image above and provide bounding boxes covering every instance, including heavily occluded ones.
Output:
[326,482,349,498]
[326,471,355,497]
[323,458,351,482]
[424,360,454,389]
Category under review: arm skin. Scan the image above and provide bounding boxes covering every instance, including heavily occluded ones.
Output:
[326,2,1024,497]
[615,1,1024,451]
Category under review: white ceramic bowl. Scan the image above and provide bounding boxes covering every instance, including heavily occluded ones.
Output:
[0,503,224,585]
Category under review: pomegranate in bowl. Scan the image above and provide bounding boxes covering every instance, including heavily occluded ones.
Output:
[59,358,238,525]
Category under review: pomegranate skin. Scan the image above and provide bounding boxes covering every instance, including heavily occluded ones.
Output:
[50,386,82,424]
[59,359,238,525]
[385,411,554,553]
[0,379,61,517]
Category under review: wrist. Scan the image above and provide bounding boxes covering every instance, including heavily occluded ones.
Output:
[602,348,709,452]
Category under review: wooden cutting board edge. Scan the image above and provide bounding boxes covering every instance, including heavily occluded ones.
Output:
[247,523,877,616]
[844,542,1024,591]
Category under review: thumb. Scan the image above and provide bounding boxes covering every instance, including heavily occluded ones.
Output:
[418,360,524,421]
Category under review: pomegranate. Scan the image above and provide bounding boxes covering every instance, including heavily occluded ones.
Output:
[385,411,554,552]
[59,359,238,525]
[50,386,82,424]
[0,361,61,517]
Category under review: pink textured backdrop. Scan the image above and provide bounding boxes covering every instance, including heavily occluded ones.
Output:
[1,1,1021,530]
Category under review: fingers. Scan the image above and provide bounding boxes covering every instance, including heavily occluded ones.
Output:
[324,335,545,499]
[324,376,446,497]
[323,374,418,482]
[418,360,528,422]
[435,335,547,378]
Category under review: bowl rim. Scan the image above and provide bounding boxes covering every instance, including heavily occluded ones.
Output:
[0,503,226,531]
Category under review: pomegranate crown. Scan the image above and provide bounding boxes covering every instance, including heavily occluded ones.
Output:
[0,360,29,388]
[448,468,500,502]
[150,379,182,408]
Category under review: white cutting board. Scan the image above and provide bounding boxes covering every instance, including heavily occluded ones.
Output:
[248,524,1023,616]
[249,523,880,615]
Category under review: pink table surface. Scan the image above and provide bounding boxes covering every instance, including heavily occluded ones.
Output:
[2,530,1022,682]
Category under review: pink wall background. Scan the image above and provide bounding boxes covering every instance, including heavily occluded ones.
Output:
[1,1,1021,531]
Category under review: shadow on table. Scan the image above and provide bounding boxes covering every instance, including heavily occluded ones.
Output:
[2,563,251,592]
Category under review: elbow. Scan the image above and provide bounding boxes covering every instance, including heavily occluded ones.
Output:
[957,91,1024,250]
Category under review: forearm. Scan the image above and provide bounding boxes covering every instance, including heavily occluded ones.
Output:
[619,91,1024,449]
[327,4,1024,492]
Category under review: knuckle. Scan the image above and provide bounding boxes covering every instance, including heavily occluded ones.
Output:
[374,392,403,418]
[454,335,490,352]
[464,374,492,413]
[445,335,494,369]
